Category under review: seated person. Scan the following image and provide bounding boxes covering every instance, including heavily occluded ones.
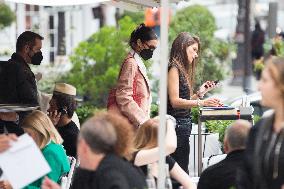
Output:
[198,120,251,189]
[0,110,70,189]
[48,83,79,157]
[42,113,147,189]
[132,117,197,189]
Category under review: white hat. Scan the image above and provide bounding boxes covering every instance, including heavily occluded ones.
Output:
[53,83,76,96]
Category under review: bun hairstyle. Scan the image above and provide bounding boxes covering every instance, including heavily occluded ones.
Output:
[129,23,158,50]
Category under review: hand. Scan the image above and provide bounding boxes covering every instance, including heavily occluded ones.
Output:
[0,134,17,153]
[41,177,61,189]
[198,81,218,98]
[47,110,61,126]
[0,180,13,189]
[0,112,18,122]
[202,98,221,107]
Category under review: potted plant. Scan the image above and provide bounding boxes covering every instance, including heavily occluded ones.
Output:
[253,58,265,80]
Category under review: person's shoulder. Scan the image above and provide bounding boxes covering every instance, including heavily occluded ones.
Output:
[201,158,227,177]
[43,142,66,157]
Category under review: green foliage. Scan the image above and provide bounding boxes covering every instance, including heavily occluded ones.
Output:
[150,104,159,118]
[253,58,265,72]
[205,120,234,143]
[191,107,200,124]
[169,5,233,89]
[63,16,138,107]
[170,5,216,48]
[253,114,261,124]
[0,3,15,29]
[76,105,105,124]
[120,11,144,25]
[273,39,284,57]
[264,38,284,57]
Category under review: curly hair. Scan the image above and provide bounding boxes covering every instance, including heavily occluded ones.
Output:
[52,92,76,118]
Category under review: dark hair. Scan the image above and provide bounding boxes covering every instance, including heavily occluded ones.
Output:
[16,31,44,52]
[169,32,200,94]
[80,115,117,154]
[129,23,157,50]
[52,92,76,118]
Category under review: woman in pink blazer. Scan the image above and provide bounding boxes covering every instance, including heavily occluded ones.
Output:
[108,24,158,129]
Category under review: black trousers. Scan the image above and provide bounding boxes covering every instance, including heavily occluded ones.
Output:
[171,117,192,174]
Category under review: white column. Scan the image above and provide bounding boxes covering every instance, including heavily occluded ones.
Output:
[16,3,25,37]
[158,1,169,189]
[103,5,116,26]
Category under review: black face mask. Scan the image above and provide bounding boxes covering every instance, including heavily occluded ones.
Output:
[140,48,154,61]
[31,51,43,65]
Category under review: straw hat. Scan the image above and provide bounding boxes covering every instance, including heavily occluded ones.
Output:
[53,83,76,96]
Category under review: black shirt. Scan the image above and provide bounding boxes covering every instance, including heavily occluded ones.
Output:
[198,150,245,189]
[0,53,38,105]
[167,63,191,119]
[71,153,146,189]
[57,121,79,157]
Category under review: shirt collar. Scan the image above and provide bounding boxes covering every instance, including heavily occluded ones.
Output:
[129,49,147,74]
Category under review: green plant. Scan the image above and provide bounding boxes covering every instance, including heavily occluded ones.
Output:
[120,11,144,25]
[76,105,105,124]
[253,59,265,72]
[205,120,234,143]
[0,3,15,29]
[191,107,200,124]
[150,104,159,118]
[273,39,284,57]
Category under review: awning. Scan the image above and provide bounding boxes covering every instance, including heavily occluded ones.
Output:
[3,0,108,6]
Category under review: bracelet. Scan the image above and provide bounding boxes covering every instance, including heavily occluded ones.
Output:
[197,99,203,107]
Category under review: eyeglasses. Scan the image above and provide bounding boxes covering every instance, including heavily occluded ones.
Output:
[145,43,156,51]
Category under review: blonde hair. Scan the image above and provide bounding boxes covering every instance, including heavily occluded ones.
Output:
[134,118,159,150]
[22,110,63,149]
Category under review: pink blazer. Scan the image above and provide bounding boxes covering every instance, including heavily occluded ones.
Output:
[108,51,151,128]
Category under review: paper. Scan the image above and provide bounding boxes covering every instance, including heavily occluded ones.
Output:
[0,134,51,189]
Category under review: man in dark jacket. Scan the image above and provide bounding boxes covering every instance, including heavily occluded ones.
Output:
[41,114,146,189]
[0,31,44,135]
[198,120,251,189]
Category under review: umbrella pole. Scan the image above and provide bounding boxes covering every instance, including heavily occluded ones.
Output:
[158,0,169,189]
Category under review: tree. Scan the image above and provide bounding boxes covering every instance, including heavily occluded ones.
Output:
[169,5,233,90]
[0,3,15,29]
[63,16,143,107]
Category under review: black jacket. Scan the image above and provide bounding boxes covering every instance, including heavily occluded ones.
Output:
[198,150,245,189]
[0,53,39,135]
[0,53,38,105]
[237,114,284,189]
[71,153,146,189]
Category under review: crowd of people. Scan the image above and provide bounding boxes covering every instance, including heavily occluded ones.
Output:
[0,22,284,189]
